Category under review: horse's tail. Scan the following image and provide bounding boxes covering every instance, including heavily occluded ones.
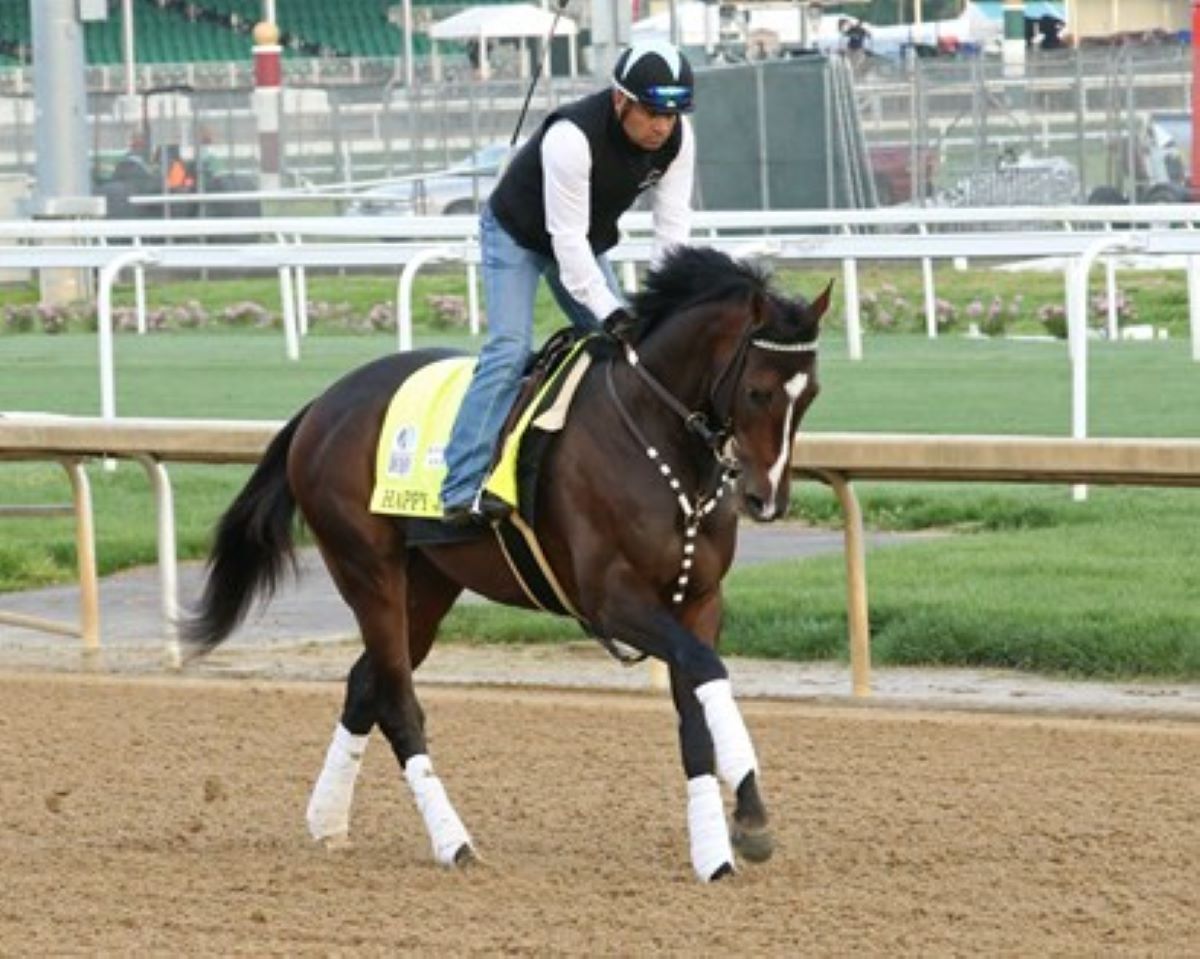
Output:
[180,405,310,656]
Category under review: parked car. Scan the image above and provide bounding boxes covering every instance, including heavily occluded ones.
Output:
[346,143,511,217]
[1089,111,1190,205]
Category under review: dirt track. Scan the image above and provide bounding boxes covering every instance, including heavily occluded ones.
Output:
[1,671,1197,956]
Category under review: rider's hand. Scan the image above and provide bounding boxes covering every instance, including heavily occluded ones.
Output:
[602,308,637,342]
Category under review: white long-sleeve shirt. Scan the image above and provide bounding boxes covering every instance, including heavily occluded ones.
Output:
[542,117,695,322]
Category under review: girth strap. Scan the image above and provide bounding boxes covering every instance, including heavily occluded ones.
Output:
[494,513,582,620]
[493,514,648,666]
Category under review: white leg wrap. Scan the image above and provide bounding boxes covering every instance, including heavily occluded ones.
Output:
[306,723,369,842]
[695,679,759,792]
[404,754,473,866]
[687,774,735,882]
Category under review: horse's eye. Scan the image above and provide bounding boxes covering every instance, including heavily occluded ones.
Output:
[747,387,772,408]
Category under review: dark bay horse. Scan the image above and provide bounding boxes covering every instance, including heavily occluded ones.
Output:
[184,247,829,882]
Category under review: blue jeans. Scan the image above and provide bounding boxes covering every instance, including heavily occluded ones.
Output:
[441,204,621,508]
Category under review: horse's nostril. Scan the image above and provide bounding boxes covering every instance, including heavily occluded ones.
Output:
[745,494,772,519]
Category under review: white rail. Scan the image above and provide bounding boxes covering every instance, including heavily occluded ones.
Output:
[4,210,1200,439]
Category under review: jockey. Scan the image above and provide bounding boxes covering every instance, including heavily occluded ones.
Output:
[441,39,697,527]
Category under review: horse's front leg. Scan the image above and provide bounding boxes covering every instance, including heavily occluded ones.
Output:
[672,593,774,879]
[598,591,771,881]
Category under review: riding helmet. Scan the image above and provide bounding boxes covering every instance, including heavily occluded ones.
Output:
[611,40,694,114]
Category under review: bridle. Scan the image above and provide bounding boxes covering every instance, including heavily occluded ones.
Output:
[605,311,820,469]
[602,313,819,612]
[607,311,759,465]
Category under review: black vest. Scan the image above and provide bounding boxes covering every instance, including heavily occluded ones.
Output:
[489,90,683,257]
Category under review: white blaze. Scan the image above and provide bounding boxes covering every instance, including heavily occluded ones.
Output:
[760,371,809,519]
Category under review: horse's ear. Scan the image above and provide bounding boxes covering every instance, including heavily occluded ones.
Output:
[750,289,769,329]
[809,279,835,322]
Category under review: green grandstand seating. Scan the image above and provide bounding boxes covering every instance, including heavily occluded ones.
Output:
[0,0,463,65]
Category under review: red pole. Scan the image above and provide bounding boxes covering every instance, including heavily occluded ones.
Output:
[253,19,282,192]
[1192,1,1200,197]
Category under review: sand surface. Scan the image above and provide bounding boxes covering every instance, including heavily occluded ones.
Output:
[2,670,1197,956]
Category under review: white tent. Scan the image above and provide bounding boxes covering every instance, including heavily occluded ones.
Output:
[428,3,579,80]
[631,2,828,50]
[631,2,721,47]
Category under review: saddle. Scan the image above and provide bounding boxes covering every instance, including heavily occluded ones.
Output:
[497,327,588,452]
[402,327,597,548]
[407,329,637,651]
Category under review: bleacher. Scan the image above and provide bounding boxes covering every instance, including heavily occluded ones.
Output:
[84,2,252,64]
[0,0,465,65]
[0,0,31,64]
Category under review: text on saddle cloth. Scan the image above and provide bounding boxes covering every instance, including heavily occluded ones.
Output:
[369,342,593,519]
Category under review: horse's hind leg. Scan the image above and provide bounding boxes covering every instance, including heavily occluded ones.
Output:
[307,548,470,863]
[306,652,377,846]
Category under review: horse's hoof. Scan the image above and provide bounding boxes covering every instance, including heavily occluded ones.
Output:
[316,832,352,852]
[451,843,478,867]
[732,825,775,864]
[708,862,735,882]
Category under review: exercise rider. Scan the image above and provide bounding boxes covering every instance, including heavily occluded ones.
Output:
[440,39,698,527]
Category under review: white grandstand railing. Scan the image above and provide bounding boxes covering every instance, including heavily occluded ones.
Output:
[5,201,1200,242]
[5,201,1200,355]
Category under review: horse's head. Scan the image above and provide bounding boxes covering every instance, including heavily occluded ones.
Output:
[727,281,830,522]
[629,248,830,523]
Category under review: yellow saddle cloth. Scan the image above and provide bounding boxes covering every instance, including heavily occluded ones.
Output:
[369,343,591,519]
[370,357,475,518]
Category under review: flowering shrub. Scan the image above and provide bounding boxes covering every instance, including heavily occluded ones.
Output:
[175,299,209,329]
[982,295,1005,335]
[957,293,1024,336]
[1038,303,1068,339]
[1037,288,1136,339]
[304,300,356,330]
[2,304,36,333]
[935,298,958,331]
[2,302,91,334]
[427,294,468,329]
[1090,291,1138,324]
[860,286,915,332]
[366,302,394,331]
[220,301,275,327]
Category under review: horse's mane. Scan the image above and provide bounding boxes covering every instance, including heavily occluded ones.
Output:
[629,246,819,345]
[631,247,767,335]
